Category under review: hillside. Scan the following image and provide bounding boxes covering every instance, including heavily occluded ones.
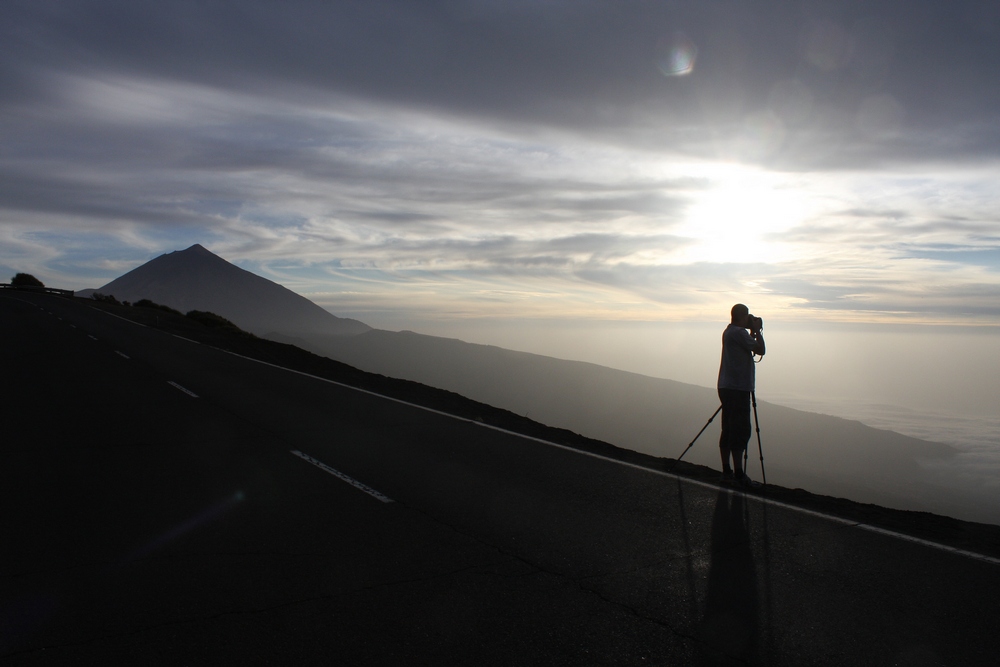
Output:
[291,328,990,524]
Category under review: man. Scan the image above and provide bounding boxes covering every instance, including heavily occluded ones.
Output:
[717,303,765,487]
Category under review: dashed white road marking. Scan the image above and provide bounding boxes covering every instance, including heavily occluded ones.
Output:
[116,351,130,359]
[167,381,198,398]
[88,335,97,340]
[291,450,393,503]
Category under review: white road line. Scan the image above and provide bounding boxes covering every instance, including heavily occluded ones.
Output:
[291,450,393,503]
[470,421,1000,567]
[85,304,1000,566]
[243,352,1000,566]
[88,335,97,340]
[116,351,130,359]
[167,381,199,398]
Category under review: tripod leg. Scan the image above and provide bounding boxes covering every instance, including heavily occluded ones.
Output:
[751,391,766,485]
[677,405,722,462]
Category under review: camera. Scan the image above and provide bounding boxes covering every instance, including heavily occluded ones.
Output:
[748,314,763,332]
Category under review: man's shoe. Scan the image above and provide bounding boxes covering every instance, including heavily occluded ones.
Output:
[721,469,734,484]
[738,473,761,489]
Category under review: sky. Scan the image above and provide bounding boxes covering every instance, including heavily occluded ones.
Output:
[3,1,1000,429]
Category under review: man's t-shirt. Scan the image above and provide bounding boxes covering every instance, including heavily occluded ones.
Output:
[718,323,756,392]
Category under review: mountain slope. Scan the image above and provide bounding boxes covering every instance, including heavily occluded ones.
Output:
[297,329,990,523]
[81,244,370,337]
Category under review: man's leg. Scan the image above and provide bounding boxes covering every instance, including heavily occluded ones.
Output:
[733,391,752,479]
[718,389,737,474]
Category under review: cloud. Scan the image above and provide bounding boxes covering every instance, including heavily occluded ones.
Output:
[3,0,1000,326]
[5,1,1000,167]
[893,244,1000,271]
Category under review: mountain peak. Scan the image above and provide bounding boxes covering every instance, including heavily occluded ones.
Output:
[94,246,371,337]
[179,243,215,256]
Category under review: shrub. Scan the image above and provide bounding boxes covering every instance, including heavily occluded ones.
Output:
[186,310,239,330]
[11,273,44,288]
[186,310,254,337]
[134,299,182,316]
[92,292,121,305]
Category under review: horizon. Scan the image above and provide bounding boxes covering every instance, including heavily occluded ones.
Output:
[55,244,1000,423]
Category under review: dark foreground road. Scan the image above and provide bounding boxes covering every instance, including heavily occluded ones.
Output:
[2,292,998,665]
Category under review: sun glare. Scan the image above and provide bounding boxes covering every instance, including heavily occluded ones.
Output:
[673,165,813,264]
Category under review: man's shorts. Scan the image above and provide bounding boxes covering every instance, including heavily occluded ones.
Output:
[718,387,751,451]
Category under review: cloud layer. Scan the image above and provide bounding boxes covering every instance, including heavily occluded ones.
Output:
[2,0,1000,325]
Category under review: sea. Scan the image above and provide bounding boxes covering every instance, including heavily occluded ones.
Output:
[765,393,1000,516]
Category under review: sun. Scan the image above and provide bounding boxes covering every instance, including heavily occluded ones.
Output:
[672,164,814,265]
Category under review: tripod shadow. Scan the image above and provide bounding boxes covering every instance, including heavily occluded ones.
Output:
[697,489,760,665]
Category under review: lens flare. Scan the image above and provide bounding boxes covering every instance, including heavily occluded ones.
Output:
[656,32,698,77]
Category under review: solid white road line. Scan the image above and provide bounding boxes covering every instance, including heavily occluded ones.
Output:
[116,351,130,359]
[88,335,97,340]
[470,420,1000,567]
[290,450,393,503]
[167,381,199,398]
[261,353,1000,566]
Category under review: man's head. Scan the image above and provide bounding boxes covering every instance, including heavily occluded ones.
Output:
[731,303,749,326]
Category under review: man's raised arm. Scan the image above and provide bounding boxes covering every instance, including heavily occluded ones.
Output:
[751,330,765,357]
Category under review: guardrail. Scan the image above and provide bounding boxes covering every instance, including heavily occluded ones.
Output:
[0,283,76,297]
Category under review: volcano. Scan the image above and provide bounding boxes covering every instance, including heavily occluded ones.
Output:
[80,244,370,338]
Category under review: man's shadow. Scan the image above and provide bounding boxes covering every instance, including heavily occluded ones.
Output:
[697,489,760,665]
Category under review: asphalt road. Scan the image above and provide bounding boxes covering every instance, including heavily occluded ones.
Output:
[2,292,998,665]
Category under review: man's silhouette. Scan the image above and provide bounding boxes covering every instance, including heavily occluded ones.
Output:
[717,304,765,487]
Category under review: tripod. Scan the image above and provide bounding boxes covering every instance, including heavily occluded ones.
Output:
[677,405,720,462]
[750,390,767,485]
[677,391,767,486]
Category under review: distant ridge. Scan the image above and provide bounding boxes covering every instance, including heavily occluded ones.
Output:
[80,244,370,337]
